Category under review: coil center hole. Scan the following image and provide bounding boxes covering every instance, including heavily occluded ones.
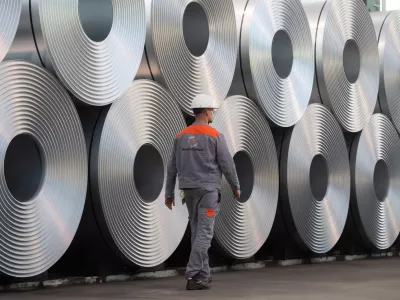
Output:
[233,151,254,203]
[183,2,210,57]
[374,159,389,202]
[343,39,360,84]
[4,134,43,202]
[272,30,294,79]
[79,0,113,42]
[309,154,328,201]
[134,144,164,203]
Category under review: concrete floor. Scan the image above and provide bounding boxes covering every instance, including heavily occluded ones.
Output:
[3,258,400,300]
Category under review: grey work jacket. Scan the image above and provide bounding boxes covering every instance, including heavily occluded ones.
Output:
[165,121,240,198]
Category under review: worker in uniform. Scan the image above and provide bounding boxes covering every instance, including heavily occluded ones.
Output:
[165,94,241,290]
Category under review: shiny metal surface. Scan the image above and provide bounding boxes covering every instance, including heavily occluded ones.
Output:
[349,114,400,249]
[301,0,326,105]
[280,104,350,253]
[141,0,238,115]
[28,0,146,106]
[0,0,21,62]
[0,61,87,277]
[4,0,42,65]
[232,0,314,127]
[212,95,279,259]
[228,0,249,97]
[90,80,188,267]
[306,0,379,132]
[371,11,400,133]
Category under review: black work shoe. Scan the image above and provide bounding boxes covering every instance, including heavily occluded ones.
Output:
[186,278,211,290]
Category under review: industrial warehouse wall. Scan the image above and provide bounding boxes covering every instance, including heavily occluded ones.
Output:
[1,0,400,289]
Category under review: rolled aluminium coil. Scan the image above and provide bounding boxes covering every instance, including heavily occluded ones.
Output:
[230,0,315,127]
[140,0,238,115]
[280,104,350,253]
[371,11,400,134]
[212,95,279,259]
[304,0,379,132]
[90,80,188,267]
[29,0,146,106]
[0,61,87,277]
[0,0,21,62]
[349,114,400,249]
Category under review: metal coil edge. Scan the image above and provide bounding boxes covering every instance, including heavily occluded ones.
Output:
[90,80,189,267]
[0,61,88,277]
[212,95,279,259]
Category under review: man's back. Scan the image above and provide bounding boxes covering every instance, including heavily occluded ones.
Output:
[175,122,221,190]
[165,121,239,198]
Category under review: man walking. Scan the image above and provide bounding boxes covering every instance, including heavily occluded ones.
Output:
[165,94,241,290]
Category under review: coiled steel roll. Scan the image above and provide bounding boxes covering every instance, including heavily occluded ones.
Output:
[304,0,379,132]
[371,11,400,133]
[0,0,21,62]
[230,0,314,127]
[349,114,400,249]
[140,0,238,115]
[212,95,279,259]
[280,104,350,253]
[28,0,146,106]
[90,80,188,267]
[0,61,87,277]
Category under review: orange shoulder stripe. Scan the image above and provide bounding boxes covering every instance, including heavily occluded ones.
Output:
[176,124,219,138]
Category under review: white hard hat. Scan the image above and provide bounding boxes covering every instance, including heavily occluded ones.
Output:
[190,94,219,109]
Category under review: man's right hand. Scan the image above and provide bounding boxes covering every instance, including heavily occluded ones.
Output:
[165,197,175,210]
[233,190,241,199]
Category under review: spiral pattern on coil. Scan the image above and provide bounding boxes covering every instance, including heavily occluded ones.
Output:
[90,80,188,267]
[350,114,400,249]
[0,0,21,62]
[281,104,350,253]
[0,61,87,277]
[145,0,238,115]
[212,95,279,259]
[240,0,314,127]
[314,0,379,132]
[31,0,146,106]
[371,11,400,134]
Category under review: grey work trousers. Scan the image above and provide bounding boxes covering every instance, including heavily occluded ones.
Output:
[183,188,220,281]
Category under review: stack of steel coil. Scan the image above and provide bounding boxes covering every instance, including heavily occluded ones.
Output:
[1,0,400,281]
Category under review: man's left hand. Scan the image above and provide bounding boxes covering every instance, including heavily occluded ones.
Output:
[165,197,175,210]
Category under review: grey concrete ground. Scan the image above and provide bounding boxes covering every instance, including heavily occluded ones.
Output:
[2,258,400,300]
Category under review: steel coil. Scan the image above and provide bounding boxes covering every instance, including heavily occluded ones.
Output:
[0,61,87,277]
[90,80,188,267]
[349,114,400,249]
[27,0,146,106]
[280,104,350,253]
[371,11,400,133]
[212,95,279,259]
[304,0,379,132]
[140,0,238,115]
[230,0,314,127]
[0,0,21,62]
